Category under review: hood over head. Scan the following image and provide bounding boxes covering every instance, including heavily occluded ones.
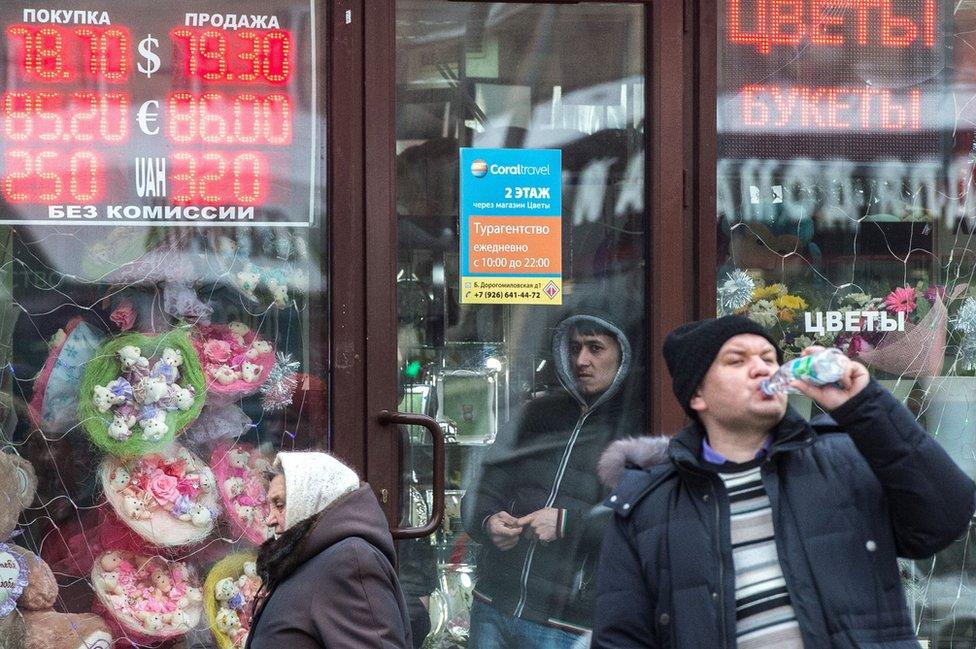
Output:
[551,312,633,409]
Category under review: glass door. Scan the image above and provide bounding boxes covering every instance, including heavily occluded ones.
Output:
[386,3,650,647]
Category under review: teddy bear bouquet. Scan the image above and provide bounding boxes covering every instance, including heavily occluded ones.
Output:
[191,322,276,405]
[91,550,203,644]
[204,554,263,649]
[80,329,206,457]
[100,444,219,547]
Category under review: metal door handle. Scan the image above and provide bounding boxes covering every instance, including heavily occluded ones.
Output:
[377,409,445,539]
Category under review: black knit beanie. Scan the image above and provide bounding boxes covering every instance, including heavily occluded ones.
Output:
[663,315,784,416]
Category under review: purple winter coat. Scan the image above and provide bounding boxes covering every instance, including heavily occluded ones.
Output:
[246,484,412,649]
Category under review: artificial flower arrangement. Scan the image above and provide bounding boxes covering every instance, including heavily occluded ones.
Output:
[204,553,263,649]
[79,329,206,457]
[843,282,971,378]
[717,271,815,357]
[100,443,219,547]
[191,322,276,405]
[210,443,273,545]
[90,550,203,644]
[29,317,105,435]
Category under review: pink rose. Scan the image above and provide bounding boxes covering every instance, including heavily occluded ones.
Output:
[203,339,233,363]
[148,470,181,506]
[110,300,136,331]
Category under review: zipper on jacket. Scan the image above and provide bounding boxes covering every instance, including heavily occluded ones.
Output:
[711,480,729,649]
[513,411,590,617]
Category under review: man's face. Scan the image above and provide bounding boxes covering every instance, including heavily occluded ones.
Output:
[570,331,621,396]
[690,333,787,428]
[263,474,286,536]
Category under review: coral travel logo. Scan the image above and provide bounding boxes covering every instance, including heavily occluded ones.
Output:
[470,159,488,178]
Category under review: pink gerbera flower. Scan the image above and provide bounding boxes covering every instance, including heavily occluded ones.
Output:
[884,286,917,314]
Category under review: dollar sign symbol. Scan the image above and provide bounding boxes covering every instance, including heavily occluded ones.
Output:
[137,35,161,78]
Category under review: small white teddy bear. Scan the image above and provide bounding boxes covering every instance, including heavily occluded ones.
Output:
[240,362,262,384]
[223,477,245,498]
[215,608,242,635]
[189,505,212,528]
[136,375,170,405]
[228,321,250,344]
[211,365,239,385]
[160,347,184,367]
[108,467,131,491]
[117,345,149,372]
[270,285,290,309]
[123,495,151,520]
[92,385,116,413]
[168,385,196,411]
[138,611,164,632]
[235,503,255,523]
[245,340,272,360]
[236,268,261,300]
[108,414,133,441]
[228,448,251,469]
[100,571,124,596]
[215,577,241,602]
[164,610,191,629]
[139,412,169,442]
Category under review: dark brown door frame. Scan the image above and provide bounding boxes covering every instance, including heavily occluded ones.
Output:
[329,0,719,525]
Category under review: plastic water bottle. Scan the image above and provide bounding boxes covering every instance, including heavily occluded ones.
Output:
[760,348,849,395]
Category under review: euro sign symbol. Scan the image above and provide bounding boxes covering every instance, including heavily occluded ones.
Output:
[138,35,161,78]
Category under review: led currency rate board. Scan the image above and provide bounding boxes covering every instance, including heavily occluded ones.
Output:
[0,1,318,226]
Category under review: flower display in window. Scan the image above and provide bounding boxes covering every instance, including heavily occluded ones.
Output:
[191,323,276,406]
[204,554,263,649]
[80,329,206,457]
[100,444,219,547]
[91,551,203,644]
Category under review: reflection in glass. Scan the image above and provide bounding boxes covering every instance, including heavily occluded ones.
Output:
[395,3,646,647]
[718,1,976,645]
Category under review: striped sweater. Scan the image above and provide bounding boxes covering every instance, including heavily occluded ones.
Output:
[718,463,805,649]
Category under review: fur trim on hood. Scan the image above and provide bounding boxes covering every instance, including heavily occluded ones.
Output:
[598,436,671,488]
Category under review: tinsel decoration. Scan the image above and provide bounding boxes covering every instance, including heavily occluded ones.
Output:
[959,335,976,372]
[260,352,300,411]
[718,269,756,315]
[954,297,976,335]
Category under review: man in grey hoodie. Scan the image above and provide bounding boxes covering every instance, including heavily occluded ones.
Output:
[462,303,642,648]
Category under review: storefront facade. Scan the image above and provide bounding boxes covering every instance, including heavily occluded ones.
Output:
[0,1,972,647]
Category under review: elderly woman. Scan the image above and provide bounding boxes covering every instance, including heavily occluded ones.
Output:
[245,452,412,648]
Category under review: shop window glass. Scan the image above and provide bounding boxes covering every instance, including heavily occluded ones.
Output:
[718,1,976,645]
[0,1,326,647]
[395,2,646,646]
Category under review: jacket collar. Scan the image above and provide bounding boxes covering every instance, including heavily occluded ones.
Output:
[670,405,816,472]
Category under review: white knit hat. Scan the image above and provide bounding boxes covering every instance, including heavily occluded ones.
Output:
[274,452,360,531]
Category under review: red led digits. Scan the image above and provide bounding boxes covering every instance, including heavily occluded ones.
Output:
[170,27,292,84]
[5,24,131,82]
[170,151,268,205]
[740,84,922,131]
[2,149,103,203]
[165,92,292,145]
[1,91,130,144]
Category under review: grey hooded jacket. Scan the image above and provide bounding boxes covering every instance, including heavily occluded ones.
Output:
[461,308,642,631]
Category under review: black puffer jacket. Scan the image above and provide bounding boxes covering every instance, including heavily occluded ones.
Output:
[462,306,643,631]
[592,381,976,648]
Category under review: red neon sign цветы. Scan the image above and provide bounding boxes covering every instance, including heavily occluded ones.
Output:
[728,0,937,54]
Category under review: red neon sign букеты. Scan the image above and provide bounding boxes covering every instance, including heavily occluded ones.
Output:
[727,0,937,54]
